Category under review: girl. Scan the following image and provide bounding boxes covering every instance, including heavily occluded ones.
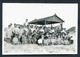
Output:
[12,34,19,45]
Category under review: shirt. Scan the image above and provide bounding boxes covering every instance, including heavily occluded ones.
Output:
[19,28,24,38]
[6,27,13,39]
[12,27,20,35]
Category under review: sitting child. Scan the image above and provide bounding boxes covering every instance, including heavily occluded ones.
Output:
[12,34,19,45]
[21,32,28,44]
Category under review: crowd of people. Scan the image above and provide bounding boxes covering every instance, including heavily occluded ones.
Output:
[4,22,73,45]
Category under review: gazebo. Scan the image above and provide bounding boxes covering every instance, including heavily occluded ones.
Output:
[28,14,64,29]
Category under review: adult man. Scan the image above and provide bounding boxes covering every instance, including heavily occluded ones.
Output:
[23,19,28,26]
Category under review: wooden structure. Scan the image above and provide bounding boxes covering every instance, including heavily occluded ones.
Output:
[28,14,64,29]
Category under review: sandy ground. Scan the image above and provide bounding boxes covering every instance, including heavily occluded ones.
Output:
[3,31,77,55]
[3,41,75,54]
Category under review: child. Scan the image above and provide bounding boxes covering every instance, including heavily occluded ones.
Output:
[5,24,13,43]
[12,34,19,45]
[21,32,28,44]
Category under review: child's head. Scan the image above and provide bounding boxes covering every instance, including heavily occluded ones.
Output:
[22,32,26,36]
[15,34,19,38]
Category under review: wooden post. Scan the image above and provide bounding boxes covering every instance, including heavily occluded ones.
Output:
[51,24,52,29]
[60,23,63,30]
[45,20,46,27]
[50,24,52,44]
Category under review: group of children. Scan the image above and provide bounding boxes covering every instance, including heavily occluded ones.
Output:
[4,23,73,45]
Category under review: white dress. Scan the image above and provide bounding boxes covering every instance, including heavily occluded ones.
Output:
[12,37,19,45]
[38,38,43,44]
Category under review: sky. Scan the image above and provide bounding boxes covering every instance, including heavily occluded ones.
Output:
[2,3,78,29]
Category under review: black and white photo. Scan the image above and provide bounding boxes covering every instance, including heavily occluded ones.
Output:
[2,3,78,55]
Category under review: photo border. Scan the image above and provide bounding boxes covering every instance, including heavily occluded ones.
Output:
[0,0,80,57]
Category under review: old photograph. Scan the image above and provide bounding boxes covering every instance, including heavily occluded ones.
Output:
[2,3,78,55]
